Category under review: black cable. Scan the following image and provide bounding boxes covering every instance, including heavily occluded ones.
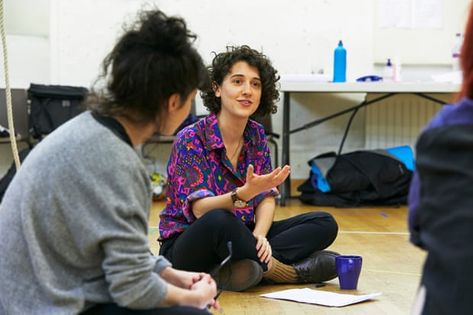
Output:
[337,107,360,156]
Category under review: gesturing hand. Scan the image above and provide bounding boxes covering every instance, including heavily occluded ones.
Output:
[242,164,290,200]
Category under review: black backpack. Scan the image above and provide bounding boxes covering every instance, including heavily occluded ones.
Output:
[298,149,413,207]
[1,84,88,202]
[28,83,88,140]
[297,107,413,207]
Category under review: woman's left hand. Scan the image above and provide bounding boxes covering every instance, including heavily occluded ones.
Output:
[160,267,208,289]
[254,234,272,264]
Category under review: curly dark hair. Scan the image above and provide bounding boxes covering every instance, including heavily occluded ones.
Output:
[201,45,280,117]
[88,8,208,123]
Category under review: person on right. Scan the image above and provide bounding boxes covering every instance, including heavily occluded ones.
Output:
[408,4,473,315]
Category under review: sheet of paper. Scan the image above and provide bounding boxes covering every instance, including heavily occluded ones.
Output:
[261,288,382,307]
[378,0,443,29]
[413,0,443,29]
[378,0,412,28]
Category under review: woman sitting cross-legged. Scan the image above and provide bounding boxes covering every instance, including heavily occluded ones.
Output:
[159,45,339,291]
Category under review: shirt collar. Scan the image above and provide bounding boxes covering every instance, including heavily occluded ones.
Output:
[202,113,261,152]
[202,113,224,151]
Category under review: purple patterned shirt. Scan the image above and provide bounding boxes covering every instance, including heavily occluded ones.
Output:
[159,113,277,240]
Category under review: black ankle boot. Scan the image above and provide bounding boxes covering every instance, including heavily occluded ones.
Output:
[293,250,339,283]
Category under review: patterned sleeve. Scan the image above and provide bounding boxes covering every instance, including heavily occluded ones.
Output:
[166,129,215,223]
[252,130,279,207]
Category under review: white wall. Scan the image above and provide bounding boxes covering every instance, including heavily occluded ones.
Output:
[45,0,374,177]
[49,0,136,86]
[5,0,49,37]
[0,0,50,88]
[0,35,50,88]
[1,0,467,178]
[50,0,374,86]
[373,0,470,64]
[148,0,374,79]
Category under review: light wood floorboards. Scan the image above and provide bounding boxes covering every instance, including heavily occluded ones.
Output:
[148,199,425,315]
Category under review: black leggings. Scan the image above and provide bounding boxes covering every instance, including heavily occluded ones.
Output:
[159,209,338,272]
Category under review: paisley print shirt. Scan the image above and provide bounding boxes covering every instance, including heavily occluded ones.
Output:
[159,113,277,240]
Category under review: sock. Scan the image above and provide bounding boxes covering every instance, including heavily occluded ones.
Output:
[263,257,297,283]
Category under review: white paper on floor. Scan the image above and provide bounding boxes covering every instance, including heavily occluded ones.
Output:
[260,288,382,307]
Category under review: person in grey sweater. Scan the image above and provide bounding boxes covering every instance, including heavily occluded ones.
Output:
[0,8,218,315]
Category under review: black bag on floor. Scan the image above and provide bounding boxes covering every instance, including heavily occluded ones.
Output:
[298,106,414,207]
[298,148,413,207]
[28,83,88,140]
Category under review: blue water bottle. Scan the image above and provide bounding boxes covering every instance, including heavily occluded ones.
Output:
[333,40,346,82]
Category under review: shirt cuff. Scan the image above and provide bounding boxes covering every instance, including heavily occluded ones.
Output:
[182,189,216,221]
[254,188,279,205]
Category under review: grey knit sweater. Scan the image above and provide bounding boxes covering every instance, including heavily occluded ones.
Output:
[0,112,171,314]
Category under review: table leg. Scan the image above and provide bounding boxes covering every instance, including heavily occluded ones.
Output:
[280,92,291,206]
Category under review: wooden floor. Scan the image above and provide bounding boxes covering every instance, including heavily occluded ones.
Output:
[148,199,425,315]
